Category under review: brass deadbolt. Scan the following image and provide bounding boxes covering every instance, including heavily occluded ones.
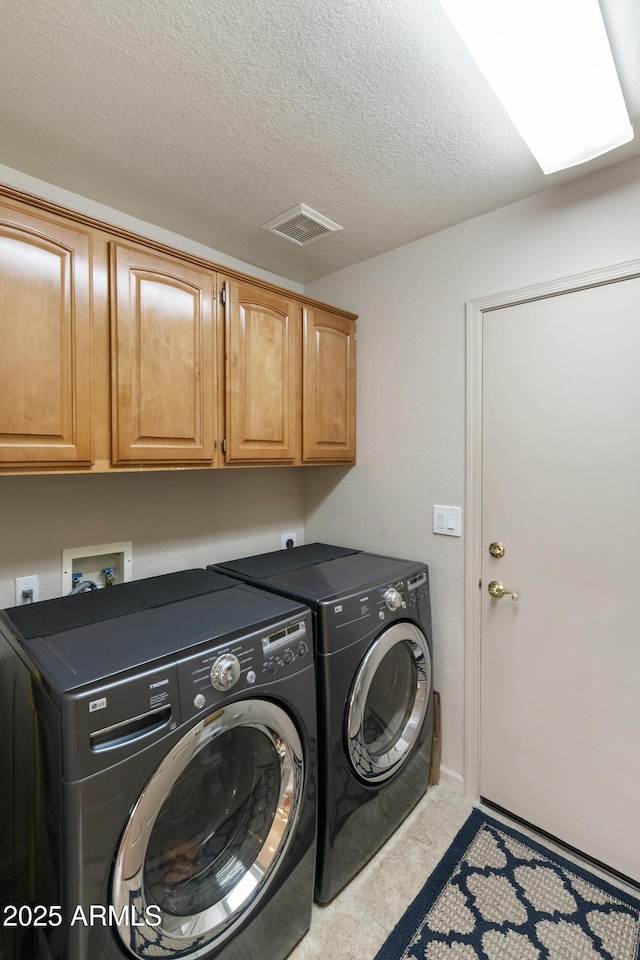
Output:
[488,542,505,558]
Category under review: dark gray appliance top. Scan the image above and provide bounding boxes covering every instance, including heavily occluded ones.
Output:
[214,545,425,606]
[4,569,232,639]
[0,572,309,694]
[216,542,359,579]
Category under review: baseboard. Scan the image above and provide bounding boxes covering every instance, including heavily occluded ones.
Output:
[438,765,465,794]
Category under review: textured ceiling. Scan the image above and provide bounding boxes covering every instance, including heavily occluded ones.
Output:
[1,0,639,283]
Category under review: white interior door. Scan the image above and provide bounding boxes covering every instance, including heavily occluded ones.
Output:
[480,276,640,883]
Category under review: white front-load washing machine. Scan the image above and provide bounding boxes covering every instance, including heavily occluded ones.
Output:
[0,569,316,960]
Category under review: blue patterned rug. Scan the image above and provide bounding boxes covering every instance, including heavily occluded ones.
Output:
[375,808,640,960]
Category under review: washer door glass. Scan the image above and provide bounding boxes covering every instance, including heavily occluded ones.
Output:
[112,699,303,960]
[347,622,431,782]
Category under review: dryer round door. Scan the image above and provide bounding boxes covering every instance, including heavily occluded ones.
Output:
[111,699,304,960]
[347,621,431,783]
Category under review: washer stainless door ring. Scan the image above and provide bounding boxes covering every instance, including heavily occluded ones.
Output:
[347,622,431,782]
[111,699,304,960]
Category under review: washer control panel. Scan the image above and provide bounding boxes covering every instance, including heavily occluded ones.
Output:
[178,617,310,718]
[210,652,242,691]
[262,620,309,678]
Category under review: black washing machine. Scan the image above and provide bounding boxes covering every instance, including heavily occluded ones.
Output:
[0,569,316,960]
[211,544,433,903]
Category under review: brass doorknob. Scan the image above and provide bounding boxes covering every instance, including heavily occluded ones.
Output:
[488,580,518,601]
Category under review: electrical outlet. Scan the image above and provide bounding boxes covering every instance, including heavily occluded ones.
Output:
[15,575,39,605]
[280,532,297,550]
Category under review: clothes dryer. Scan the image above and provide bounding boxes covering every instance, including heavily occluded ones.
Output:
[211,544,433,903]
[0,569,316,960]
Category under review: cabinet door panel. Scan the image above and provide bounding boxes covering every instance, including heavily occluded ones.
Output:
[0,209,93,464]
[303,308,356,462]
[112,244,215,462]
[225,278,301,461]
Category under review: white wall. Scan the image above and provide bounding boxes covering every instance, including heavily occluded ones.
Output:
[304,153,640,789]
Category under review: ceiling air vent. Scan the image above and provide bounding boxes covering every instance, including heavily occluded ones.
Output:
[261,204,343,246]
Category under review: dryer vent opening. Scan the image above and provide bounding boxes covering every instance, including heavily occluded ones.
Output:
[261,204,343,246]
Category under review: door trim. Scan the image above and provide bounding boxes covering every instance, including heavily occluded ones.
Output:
[463,256,640,801]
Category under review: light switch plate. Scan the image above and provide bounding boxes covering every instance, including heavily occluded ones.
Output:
[433,505,462,537]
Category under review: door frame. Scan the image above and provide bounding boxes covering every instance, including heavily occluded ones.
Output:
[463,256,640,800]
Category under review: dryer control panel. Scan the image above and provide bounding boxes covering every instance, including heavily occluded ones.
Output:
[376,571,430,622]
[319,566,431,655]
[406,570,429,607]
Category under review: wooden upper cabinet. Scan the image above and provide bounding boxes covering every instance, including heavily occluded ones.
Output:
[111,243,216,463]
[303,307,356,462]
[223,277,301,462]
[0,185,357,474]
[0,204,93,465]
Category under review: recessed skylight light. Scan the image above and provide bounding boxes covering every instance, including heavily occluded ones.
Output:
[437,0,633,174]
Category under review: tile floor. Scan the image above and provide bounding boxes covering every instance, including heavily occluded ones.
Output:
[289,782,640,960]
[289,783,473,960]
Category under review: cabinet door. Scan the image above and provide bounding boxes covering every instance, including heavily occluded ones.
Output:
[111,243,216,463]
[303,307,356,462]
[0,205,93,465]
[224,278,301,462]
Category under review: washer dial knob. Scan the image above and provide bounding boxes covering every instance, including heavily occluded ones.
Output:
[210,653,241,691]
[383,587,403,611]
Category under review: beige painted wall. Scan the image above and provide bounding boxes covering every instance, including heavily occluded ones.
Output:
[1,468,305,608]
[304,153,640,790]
